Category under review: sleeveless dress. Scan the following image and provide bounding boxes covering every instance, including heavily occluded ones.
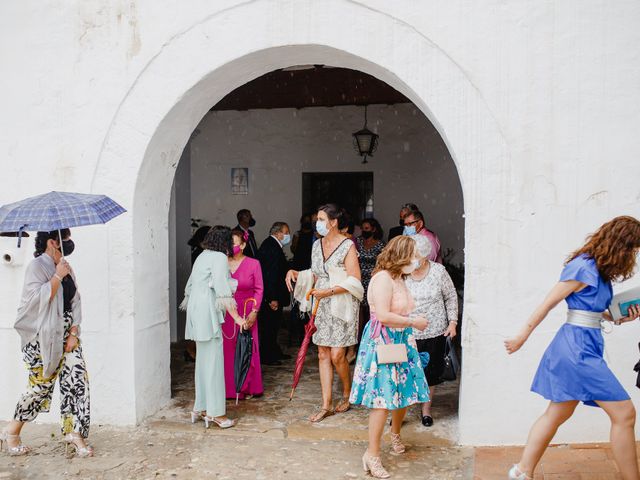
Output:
[530,254,630,407]
[311,239,360,347]
[349,272,430,410]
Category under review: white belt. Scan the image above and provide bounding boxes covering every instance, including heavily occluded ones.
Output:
[566,309,604,329]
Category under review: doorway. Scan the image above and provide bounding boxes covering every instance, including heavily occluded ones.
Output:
[302,172,373,222]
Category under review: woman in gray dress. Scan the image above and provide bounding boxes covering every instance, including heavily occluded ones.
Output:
[286,204,362,422]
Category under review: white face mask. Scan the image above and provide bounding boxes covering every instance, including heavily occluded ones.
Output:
[316,220,330,237]
[402,259,421,274]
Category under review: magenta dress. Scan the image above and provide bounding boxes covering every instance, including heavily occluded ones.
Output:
[222,257,264,399]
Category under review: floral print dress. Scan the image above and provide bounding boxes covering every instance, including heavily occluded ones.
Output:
[349,272,430,410]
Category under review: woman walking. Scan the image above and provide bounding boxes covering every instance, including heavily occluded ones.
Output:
[181,226,245,429]
[350,217,386,363]
[222,229,264,399]
[505,216,640,480]
[1,230,92,457]
[286,204,363,422]
[350,236,429,478]
[405,235,458,427]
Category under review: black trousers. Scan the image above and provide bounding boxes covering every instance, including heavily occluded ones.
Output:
[258,303,284,363]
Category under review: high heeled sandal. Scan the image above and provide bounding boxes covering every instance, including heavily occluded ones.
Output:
[389,432,405,455]
[362,451,390,479]
[0,430,30,456]
[64,433,94,458]
[190,411,205,423]
[204,416,235,429]
[508,464,532,480]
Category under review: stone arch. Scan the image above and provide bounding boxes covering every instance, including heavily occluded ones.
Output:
[92,0,509,443]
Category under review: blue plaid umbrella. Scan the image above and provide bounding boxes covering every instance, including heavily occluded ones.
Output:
[0,191,126,246]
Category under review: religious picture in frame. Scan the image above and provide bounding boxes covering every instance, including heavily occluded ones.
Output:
[231,167,249,195]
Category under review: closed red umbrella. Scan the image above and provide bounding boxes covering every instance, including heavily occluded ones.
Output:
[289,293,321,401]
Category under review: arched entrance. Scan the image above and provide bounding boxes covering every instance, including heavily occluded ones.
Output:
[92,0,509,445]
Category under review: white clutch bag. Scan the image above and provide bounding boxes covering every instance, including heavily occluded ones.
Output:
[376,343,408,364]
[609,286,640,321]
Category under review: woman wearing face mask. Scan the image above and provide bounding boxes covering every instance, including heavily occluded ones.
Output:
[286,204,363,422]
[350,236,429,478]
[348,218,386,363]
[222,230,264,399]
[2,230,93,458]
[405,235,458,427]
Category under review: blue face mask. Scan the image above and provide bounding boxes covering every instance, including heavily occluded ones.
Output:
[403,225,417,236]
[281,234,291,246]
[316,220,329,237]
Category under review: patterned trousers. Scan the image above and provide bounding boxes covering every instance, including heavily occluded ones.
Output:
[13,313,90,438]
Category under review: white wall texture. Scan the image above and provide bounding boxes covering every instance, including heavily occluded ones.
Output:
[188,104,464,261]
[1,0,640,445]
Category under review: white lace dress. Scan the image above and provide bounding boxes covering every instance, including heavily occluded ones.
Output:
[311,239,360,347]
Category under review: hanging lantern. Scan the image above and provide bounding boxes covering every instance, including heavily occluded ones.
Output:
[352,105,379,164]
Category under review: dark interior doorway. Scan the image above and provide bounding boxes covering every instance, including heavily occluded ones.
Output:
[302,172,373,221]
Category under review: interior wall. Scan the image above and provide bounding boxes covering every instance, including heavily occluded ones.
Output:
[189,103,464,262]
[169,148,192,343]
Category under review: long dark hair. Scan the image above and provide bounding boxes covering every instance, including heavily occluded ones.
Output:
[318,203,348,229]
[203,225,234,257]
[568,215,640,282]
[34,229,70,258]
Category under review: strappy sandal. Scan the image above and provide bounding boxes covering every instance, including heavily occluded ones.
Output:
[334,398,351,413]
[309,408,334,423]
[0,430,30,456]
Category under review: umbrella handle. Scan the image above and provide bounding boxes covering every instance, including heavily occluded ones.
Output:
[243,297,257,319]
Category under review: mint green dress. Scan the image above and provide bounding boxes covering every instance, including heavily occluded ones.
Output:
[183,250,237,417]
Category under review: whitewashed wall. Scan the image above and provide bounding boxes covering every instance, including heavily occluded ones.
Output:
[189,104,464,261]
[1,0,640,445]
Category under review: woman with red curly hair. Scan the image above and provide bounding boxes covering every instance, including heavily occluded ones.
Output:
[505,216,640,480]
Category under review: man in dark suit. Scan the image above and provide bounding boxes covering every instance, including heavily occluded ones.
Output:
[257,221,292,365]
[388,203,419,241]
[235,209,259,258]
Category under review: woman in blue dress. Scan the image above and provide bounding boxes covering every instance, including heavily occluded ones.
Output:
[350,236,430,478]
[505,216,640,480]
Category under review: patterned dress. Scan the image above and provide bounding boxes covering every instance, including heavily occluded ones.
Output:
[311,238,360,347]
[350,272,430,410]
[355,237,386,304]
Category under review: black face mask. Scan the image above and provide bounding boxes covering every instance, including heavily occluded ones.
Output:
[361,231,374,239]
[249,218,256,228]
[301,222,312,230]
[59,239,75,256]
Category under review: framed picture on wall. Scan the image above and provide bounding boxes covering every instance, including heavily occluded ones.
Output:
[231,167,249,195]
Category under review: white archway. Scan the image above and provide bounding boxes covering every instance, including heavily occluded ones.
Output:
[92,0,509,444]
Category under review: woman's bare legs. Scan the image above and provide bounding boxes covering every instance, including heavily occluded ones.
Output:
[390,408,407,435]
[596,400,640,480]
[367,409,388,456]
[421,385,435,417]
[517,401,578,476]
[330,347,352,402]
[316,346,334,411]
[3,420,25,449]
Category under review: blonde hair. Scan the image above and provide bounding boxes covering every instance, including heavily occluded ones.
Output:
[373,235,417,279]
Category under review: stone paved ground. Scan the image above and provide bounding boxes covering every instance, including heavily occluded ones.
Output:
[1,341,635,479]
[0,342,472,479]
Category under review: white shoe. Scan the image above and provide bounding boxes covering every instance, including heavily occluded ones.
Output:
[508,464,532,480]
[0,430,30,456]
[63,433,94,458]
[204,416,235,429]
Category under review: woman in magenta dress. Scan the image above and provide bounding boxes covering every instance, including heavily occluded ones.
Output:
[222,229,264,399]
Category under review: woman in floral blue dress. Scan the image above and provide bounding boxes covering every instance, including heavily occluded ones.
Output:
[350,235,429,478]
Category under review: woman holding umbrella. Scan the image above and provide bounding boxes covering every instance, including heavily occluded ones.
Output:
[286,204,363,422]
[222,229,264,400]
[1,229,93,457]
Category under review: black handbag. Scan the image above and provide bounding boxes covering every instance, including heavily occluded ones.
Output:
[440,336,460,382]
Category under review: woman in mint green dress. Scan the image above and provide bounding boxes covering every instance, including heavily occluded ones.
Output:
[181,226,245,429]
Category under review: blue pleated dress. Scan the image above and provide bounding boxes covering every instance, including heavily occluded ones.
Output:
[530,255,630,407]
